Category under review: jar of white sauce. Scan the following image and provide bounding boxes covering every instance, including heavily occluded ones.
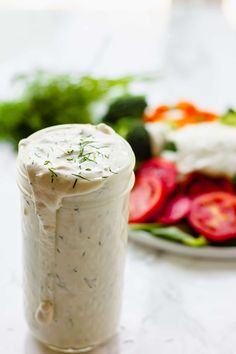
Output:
[16,123,135,352]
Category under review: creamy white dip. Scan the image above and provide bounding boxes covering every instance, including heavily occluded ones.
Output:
[17,124,135,351]
[169,122,236,177]
[145,121,171,155]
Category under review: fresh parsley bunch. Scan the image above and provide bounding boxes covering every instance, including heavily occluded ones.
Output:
[0,72,132,148]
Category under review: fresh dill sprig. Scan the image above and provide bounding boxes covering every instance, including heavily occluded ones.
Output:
[34,152,41,158]
[79,155,97,164]
[78,139,95,158]
[0,73,134,149]
[79,140,95,146]
[95,150,110,159]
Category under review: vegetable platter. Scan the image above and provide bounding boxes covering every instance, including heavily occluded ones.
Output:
[2,72,236,258]
[124,101,236,258]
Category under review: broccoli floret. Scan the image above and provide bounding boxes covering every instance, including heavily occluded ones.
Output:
[102,95,147,124]
[114,117,140,138]
[163,141,177,152]
[126,124,152,162]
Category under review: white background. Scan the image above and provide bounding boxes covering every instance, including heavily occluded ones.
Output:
[1,1,236,353]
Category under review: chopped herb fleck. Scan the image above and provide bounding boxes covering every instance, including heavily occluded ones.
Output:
[48,167,58,183]
[97,144,109,149]
[79,140,95,147]
[72,173,90,181]
[72,178,78,189]
[80,155,97,164]
[48,167,58,177]
[55,274,67,290]
[109,167,118,174]
[84,277,96,289]
[34,152,41,158]
[66,149,74,154]
[44,160,51,165]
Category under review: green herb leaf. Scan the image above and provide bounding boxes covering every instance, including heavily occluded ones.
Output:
[44,160,51,165]
[48,167,58,177]
[0,71,134,148]
[220,109,236,126]
[72,173,90,181]
[130,224,208,247]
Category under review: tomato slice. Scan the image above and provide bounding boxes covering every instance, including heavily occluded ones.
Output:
[129,175,165,223]
[137,158,178,196]
[188,192,236,242]
[156,195,191,225]
[179,172,234,199]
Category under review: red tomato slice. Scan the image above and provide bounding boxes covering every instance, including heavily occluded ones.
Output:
[137,158,178,196]
[188,192,236,242]
[156,195,191,225]
[179,172,234,199]
[129,175,165,223]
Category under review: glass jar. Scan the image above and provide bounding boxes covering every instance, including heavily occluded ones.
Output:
[16,125,135,353]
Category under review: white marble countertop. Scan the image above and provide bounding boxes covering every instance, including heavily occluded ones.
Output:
[1,2,236,354]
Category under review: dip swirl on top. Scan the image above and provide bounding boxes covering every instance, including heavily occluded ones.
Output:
[19,123,134,197]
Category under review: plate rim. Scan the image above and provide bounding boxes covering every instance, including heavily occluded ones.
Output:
[129,230,236,260]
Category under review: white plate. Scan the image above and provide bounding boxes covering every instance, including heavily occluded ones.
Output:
[129,230,236,260]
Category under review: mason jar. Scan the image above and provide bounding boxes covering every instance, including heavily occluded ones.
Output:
[16,124,135,352]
